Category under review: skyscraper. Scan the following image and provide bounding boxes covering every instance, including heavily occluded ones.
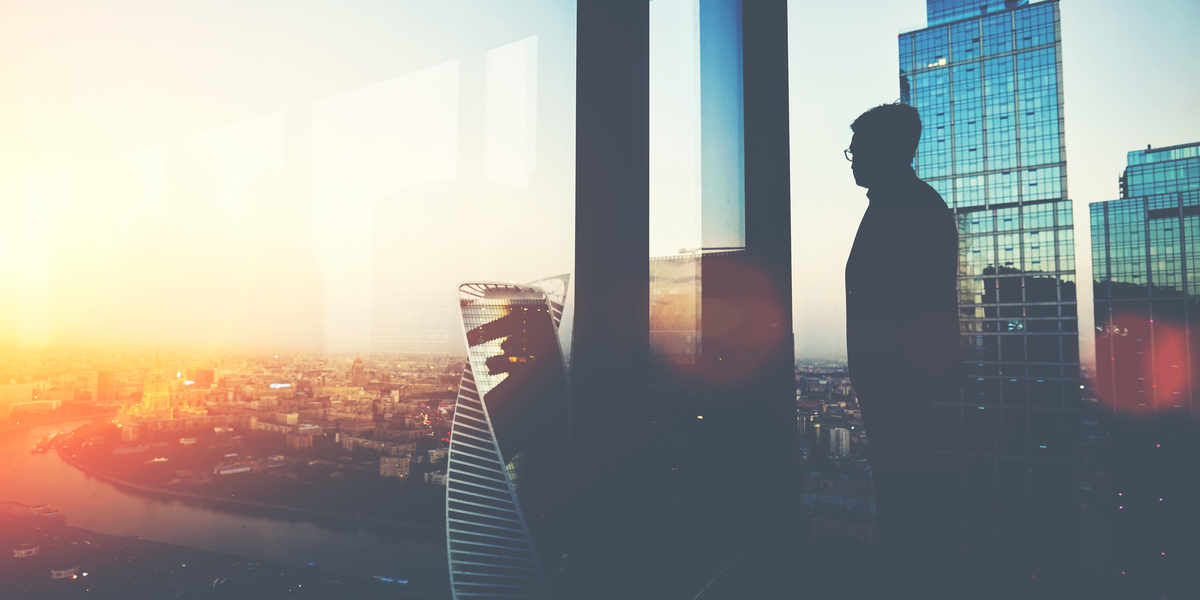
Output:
[94,370,115,403]
[899,0,1080,591]
[191,368,215,389]
[1090,141,1199,598]
[446,280,569,599]
[830,426,851,458]
[350,355,365,387]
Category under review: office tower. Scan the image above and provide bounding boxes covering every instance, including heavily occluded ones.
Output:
[899,0,1080,591]
[94,370,115,403]
[191,368,215,389]
[1090,141,1199,598]
[446,281,569,599]
[350,355,365,387]
[830,427,851,458]
[133,351,173,420]
[0,383,35,420]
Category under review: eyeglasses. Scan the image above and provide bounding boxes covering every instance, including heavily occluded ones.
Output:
[844,149,853,162]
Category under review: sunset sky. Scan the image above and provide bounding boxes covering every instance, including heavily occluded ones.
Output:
[1,0,1197,364]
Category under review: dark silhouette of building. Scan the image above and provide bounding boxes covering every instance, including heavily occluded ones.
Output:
[898,2,1081,595]
[93,370,115,403]
[571,2,794,597]
[1090,141,1200,598]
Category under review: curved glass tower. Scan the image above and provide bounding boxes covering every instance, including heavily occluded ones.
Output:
[447,278,569,599]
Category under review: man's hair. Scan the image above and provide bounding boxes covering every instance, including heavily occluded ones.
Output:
[850,103,922,162]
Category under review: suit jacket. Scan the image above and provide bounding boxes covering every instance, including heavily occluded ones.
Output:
[845,172,960,445]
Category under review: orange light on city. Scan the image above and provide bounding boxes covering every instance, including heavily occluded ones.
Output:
[1096,314,1193,418]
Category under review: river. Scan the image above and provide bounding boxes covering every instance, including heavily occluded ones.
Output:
[0,418,450,596]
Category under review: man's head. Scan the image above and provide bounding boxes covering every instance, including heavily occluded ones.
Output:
[848,103,922,189]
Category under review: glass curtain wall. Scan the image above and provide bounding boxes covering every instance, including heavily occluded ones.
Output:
[900,0,1080,590]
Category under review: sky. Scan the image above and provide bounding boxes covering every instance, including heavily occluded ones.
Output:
[2,0,1198,366]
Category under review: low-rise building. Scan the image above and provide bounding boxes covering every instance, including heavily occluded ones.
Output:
[50,565,79,579]
[286,433,313,449]
[380,456,410,478]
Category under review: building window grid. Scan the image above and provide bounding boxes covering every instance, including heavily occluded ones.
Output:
[914,26,950,70]
[1057,228,1075,272]
[1107,204,1148,290]
[1055,201,1072,227]
[956,175,987,208]
[1185,214,1200,296]
[1016,48,1061,168]
[981,12,1013,56]
[1023,166,1063,202]
[952,63,985,174]
[917,31,1065,211]
[1149,217,1184,295]
[1091,204,1109,288]
[983,56,1017,172]
[1126,159,1200,197]
[1014,2,1056,50]
[899,34,914,74]
[951,19,981,63]
[914,70,953,180]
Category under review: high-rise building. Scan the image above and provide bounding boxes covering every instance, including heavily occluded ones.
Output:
[1090,141,1199,598]
[830,424,849,456]
[899,0,1080,591]
[138,352,173,420]
[446,280,569,599]
[191,368,215,389]
[94,370,115,403]
[0,383,35,420]
[350,355,365,387]
[830,426,851,458]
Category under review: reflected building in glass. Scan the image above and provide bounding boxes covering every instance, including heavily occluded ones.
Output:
[1090,142,1199,598]
[446,278,569,600]
[899,0,1080,588]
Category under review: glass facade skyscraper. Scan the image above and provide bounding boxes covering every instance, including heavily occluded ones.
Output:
[1090,142,1200,598]
[899,0,1080,589]
[446,281,569,599]
[1092,142,1200,415]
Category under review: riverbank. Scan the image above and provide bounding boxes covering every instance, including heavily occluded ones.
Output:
[0,411,118,438]
[0,511,439,599]
[57,450,442,533]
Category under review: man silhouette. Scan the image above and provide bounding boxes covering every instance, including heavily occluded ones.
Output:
[844,103,961,597]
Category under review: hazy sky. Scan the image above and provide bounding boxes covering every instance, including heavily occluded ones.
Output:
[2,0,1198,365]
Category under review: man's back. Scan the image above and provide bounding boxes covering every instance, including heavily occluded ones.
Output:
[845,173,958,400]
[846,174,962,598]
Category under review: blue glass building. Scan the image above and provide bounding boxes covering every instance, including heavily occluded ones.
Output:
[1090,142,1200,598]
[899,0,1080,591]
